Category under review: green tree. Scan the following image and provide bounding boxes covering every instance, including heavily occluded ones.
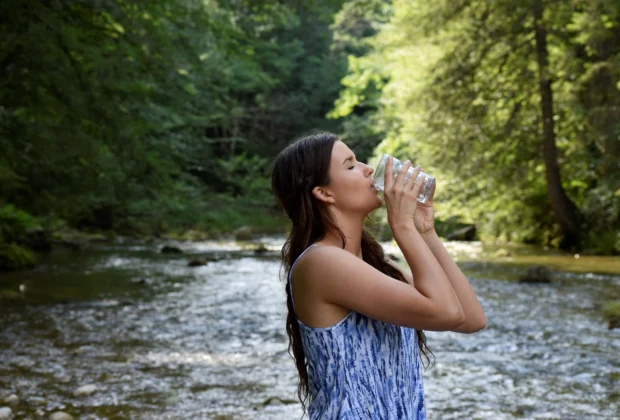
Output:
[333,0,619,253]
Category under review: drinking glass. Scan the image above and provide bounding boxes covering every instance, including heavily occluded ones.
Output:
[373,154,436,204]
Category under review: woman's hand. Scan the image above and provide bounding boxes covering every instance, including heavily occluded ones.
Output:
[414,171,436,235]
[383,157,425,231]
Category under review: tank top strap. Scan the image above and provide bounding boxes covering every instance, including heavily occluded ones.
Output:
[288,243,319,313]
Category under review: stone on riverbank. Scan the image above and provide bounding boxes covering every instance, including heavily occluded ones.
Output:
[160,245,183,254]
[233,226,253,241]
[49,412,74,420]
[2,395,18,406]
[518,265,552,283]
[0,407,12,420]
[445,225,477,241]
[73,384,97,397]
[602,301,620,330]
[493,248,512,258]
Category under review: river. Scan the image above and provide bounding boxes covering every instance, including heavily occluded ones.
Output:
[1,238,619,419]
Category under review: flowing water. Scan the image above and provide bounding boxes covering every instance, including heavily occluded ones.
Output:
[0,238,619,419]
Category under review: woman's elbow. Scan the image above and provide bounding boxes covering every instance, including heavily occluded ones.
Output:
[447,308,466,329]
[457,314,487,334]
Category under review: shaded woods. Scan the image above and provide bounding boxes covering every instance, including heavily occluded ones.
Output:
[1,0,619,271]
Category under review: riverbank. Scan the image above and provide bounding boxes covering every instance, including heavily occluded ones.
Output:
[0,198,289,272]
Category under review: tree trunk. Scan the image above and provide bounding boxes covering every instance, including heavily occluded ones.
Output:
[533,0,582,251]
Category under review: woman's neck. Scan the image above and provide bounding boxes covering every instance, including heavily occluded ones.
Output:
[320,211,365,259]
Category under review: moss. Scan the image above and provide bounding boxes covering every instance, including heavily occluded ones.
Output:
[0,243,36,271]
[602,300,620,330]
[602,301,620,319]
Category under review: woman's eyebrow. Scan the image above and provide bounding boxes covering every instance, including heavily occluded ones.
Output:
[342,155,355,165]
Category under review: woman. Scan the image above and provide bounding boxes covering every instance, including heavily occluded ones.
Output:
[271,131,486,419]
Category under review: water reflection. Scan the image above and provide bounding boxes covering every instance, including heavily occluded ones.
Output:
[0,239,618,419]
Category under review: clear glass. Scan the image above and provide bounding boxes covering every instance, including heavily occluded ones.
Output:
[373,153,436,204]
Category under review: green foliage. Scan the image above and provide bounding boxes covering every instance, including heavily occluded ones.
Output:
[217,154,272,200]
[0,243,36,271]
[333,0,620,253]
[0,0,347,251]
[0,205,42,244]
[2,0,618,261]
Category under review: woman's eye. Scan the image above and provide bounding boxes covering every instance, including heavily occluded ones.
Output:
[348,166,355,170]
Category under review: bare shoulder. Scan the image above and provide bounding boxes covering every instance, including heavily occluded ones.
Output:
[292,245,362,283]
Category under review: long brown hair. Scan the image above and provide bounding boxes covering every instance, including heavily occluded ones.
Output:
[271,131,433,413]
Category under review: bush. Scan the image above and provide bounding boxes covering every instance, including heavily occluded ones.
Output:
[0,243,36,271]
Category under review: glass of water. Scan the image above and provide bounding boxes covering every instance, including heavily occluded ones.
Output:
[373,154,436,204]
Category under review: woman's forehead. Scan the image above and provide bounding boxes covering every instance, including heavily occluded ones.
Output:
[331,141,352,160]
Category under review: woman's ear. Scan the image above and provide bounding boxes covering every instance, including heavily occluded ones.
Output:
[312,186,335,204]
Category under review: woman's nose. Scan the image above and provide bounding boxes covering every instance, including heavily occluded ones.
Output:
[365,164,374,177]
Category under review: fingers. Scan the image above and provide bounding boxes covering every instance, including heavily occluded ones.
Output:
[426,180,436,202]
[393,160,412,190]
[384,155,393,191]
[405,165,422,192]
[411,173,425,198]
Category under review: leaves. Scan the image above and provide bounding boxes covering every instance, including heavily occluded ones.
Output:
[333,0,620,252]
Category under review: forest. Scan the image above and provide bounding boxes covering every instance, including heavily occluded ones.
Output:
[1,0,619,271]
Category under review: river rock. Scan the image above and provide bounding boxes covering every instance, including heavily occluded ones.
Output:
[160,245,183,254]
[253,244,269,254]
[0,407,12,420]
[493,248,511,258]
[2,395,18,406]
[49,412,74,420]
[73,384,97,397]
[233,226,253,241]
[261,396,297,406]
[602,301,620,330]
[187,259,208,267]
[23,226,53,251]
[518,266,552,283]
[445,225,477,241]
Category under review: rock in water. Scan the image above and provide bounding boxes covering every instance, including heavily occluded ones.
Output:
[602,301,620,330]
[253,244,268,254]
[160,245,183,254]
[518,266,552,283]
[233,226,253,241]
[73,384,97,397]
[187,259,208,267]
[49,412,74,420]
[2,395,18,407]
[0,407,12,420]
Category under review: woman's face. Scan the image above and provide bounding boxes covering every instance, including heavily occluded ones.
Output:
[319,140,382,214]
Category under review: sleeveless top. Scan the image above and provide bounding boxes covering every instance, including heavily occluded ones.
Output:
[288,244,426,420]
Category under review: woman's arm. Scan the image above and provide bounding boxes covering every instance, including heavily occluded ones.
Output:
[419,229,486,333]
[296,237,465,331]
[408,171,486,333]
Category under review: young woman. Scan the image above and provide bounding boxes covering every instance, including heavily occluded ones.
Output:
[271,131,486,419]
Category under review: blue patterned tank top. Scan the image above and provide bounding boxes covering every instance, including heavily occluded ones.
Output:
[288,244,426,419]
